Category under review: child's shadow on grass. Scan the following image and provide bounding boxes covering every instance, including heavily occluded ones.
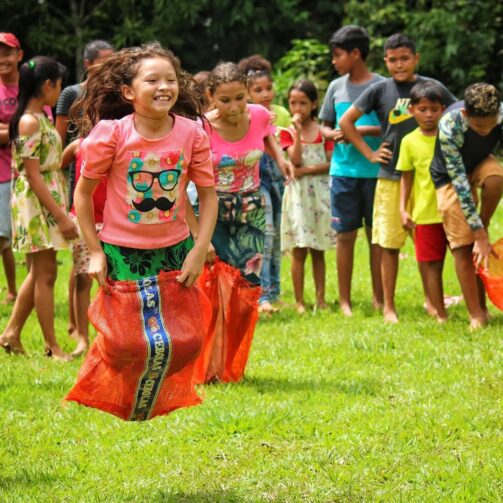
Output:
[241,374,380,396]
[143,489,246,502]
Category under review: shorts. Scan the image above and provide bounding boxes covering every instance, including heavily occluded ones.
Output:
[372,178,409,249]
[102,235,194,281]
[72,223,103,275]
[414,223,448,262]
[330,176,377,233]
[0,181,12,242]
[436,156,503,249]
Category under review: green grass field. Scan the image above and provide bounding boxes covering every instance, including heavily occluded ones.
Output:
[0,206,502,502]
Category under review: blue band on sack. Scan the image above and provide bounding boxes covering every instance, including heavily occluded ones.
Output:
[129,276,173,421]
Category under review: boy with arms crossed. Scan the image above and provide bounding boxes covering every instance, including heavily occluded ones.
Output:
[319,25,384,316]
[339,33,455,323]
[398,81,448,322]
[430,83,503,329]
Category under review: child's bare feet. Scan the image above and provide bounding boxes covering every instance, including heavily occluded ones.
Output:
[2,292,17,305]
[469,317,486,331]
[295,303,306,315]
[67,325,79,341]
[436,315,448,323]
[383,308,399,324]
[258,301,279,314]
[340,302,352,317]
[372,298,384,311]
[45,346,73,362]
[71,338,89,357]
[0,333,25,355]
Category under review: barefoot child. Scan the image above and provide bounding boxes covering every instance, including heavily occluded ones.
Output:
[280,79,336,313]
[61,138,108,356]
[0,56,78,360]
[340,33,456,323]
[430,83,503,329]
[319,25,384,316]
[66,43,218,420]
[397,81,448,322]
[238,55,291,313]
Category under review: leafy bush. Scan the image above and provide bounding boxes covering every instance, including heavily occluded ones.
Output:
[272,38,332,107]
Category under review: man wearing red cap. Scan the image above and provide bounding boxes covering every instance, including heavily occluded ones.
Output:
[0,32,23,303]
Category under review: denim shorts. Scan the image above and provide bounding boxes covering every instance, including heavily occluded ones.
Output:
[330,176,377,233]
[0,181,12,240]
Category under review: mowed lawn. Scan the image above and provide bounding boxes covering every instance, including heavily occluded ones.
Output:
[0,205,502,502]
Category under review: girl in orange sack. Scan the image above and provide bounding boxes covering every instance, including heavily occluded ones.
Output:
[65,43,218,420]
[192,63,293,384]
[0,56,78,361]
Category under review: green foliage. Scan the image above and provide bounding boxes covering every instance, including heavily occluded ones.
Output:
[344,0,503,96]
[272,38,332,106]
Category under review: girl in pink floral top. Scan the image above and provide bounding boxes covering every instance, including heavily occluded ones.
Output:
[205,62,293,285]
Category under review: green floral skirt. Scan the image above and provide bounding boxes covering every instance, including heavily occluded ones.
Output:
[102,236,194,281]
[212,190,265,286]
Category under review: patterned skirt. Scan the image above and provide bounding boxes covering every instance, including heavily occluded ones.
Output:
[212,190,265,286]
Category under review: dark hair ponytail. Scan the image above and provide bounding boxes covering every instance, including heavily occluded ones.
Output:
[9,56,66,143]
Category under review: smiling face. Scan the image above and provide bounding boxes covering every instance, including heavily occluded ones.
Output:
[0,44,22,82]
[210,80,248,124]
[384,47,419,82]
[409,97,444,134]
[288,89,316,123]
[122,57,179,118]
[248,75,274,110]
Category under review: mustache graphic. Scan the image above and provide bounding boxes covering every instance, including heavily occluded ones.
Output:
[132,197,175,212]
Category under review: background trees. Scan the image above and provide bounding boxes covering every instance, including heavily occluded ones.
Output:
[3,0,502,97]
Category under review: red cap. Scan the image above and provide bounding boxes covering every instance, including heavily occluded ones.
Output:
[0,33,21,49]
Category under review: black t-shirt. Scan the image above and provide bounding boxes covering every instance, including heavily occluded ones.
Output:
[354,76,456,180]
[430,101,503,189]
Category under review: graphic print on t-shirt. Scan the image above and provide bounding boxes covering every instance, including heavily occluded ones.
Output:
[215,149,263,192]
[389,98,412,125]
[126,150,184,224]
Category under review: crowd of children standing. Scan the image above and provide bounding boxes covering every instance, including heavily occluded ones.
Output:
[0,25,501,418]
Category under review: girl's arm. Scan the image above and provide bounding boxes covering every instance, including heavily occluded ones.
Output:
[288,115,303,167]
[74,175,108,289]
[177,185,218,287]
[19,115,78,240]
[339,106,391,164]
[264,134,295,182]
[61,139,80,168]
[399,171,414,230]
[184,198,216,262]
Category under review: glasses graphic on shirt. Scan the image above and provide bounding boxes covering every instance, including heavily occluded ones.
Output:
[129,169,181,192]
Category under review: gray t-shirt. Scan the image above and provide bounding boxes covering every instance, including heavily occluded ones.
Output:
[55,83,82,145]
[319,73,384,178]
[354,76,456,180]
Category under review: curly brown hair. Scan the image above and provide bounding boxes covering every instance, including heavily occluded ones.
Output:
[206,62,247,95]
[237,54,273,86]
[70,42,205,136]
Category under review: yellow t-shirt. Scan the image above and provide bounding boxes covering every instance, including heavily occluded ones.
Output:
[396,127,441,224]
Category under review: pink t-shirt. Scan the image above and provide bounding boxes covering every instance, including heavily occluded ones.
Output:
[81,113,214,249]
[205,104,271,193]
[0,82,54,183]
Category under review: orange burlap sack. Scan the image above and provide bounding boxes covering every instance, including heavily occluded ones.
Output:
[66,271,210,421]
[478,237,503,311]
[192,259,260,384]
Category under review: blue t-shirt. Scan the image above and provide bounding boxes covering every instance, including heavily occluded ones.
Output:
[319,73,383,178]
